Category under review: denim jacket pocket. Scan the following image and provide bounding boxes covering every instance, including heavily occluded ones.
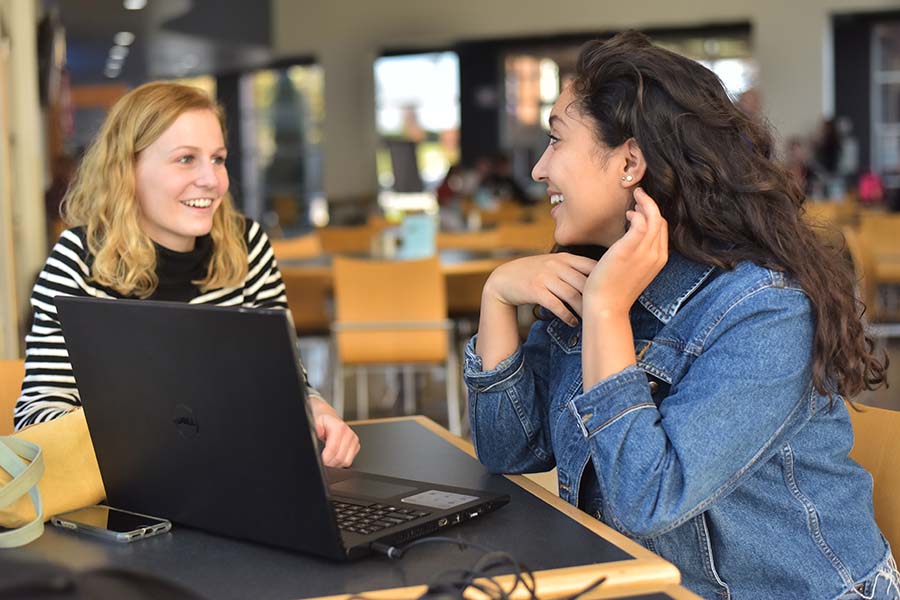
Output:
[634,339,672,406]
[548,318,581,354]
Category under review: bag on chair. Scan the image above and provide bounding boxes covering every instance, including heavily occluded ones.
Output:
[0,410,105,539]
[0,435,43,547]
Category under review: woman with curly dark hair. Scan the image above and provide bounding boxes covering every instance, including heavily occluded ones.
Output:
[466,31,897,599]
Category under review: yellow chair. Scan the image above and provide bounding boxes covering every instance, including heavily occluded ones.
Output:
[317,225,375,255]
[847,402,900,552]
[496,220,556,253]
[0,360,25,435]
[331,257,462,435]
[478,200,526,227]
[859,212,900,256]
[270,233,323,261]
[436,229,501,252]
[843,227,880,320]
[280,267,333,336]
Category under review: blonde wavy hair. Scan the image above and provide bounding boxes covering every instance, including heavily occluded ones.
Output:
[61,81,247,298]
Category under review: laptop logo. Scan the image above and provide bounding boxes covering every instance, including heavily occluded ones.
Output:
[173,404,200,439]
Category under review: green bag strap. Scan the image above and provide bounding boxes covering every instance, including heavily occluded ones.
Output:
[0,436,45,547]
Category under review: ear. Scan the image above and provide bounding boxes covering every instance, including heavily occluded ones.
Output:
[618,138,646,187]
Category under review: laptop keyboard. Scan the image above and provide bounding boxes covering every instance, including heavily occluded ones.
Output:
[331,500,431,536]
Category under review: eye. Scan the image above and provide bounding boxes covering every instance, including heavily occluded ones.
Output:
[547,133,561,147]
[177,155,195,165]
[212,155,227,165]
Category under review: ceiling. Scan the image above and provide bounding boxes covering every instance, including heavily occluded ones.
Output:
[53,0,274,86]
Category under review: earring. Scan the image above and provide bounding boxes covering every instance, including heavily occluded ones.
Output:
[621,175,634,182]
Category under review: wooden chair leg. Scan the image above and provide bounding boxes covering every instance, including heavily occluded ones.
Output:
[446,338,462,436]
[356,366,369,420]
[402,366,415,415]
[333,364,345,419]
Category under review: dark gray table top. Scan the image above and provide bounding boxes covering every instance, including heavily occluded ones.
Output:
[6,419,639,600]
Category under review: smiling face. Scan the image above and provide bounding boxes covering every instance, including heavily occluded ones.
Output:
[134,109,228,252]
[531,86,636,248]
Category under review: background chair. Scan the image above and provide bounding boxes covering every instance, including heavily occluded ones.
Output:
[317,225,376,255]
[843,226,900,326]
[331,256,462,435]
[270,232,323,261]
[436,229,501,252]
[847,401,900,552]
[859,212,900,255]
[496,220,556,253]
[0,359,25,435]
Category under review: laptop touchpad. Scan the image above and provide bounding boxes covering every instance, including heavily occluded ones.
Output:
[330,477,418,499]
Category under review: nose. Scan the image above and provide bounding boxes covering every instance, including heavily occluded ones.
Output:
[195,160,219,190]
[531,146,550,182]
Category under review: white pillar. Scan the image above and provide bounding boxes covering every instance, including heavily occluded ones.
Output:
[0,0,45,358]
[7,0,45,345]
[320,43,379,203]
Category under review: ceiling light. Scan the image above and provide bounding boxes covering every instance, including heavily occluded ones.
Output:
[123,0,147,10]
[109,45,129,60]
[104,65,121,78]
[114,31,135,46]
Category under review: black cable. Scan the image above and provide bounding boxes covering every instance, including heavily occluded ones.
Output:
[369,536,606,600]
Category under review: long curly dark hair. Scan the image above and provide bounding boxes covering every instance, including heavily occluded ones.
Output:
[564,30,886,399]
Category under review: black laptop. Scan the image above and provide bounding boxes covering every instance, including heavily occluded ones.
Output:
[55,296,509,560]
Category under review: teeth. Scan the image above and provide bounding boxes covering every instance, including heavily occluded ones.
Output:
[181,198,213,208]
[550,194,565,206]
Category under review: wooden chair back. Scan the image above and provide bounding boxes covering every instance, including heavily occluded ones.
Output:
[436,230,501,252]
[847,402,900,552]
[280,268,333,336]
[332,257,447,365]
[0,360,25,435]
[270,233,322,261]
[496,220,556,253]
[317,225,375,255]
[843,226,881,322]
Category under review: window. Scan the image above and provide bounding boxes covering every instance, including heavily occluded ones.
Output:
[374,52,460,191]
[501,30,757,183]
[872,23,900,189]
[240,64,325,234]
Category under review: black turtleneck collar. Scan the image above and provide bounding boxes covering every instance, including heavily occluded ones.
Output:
[149,235,213,302]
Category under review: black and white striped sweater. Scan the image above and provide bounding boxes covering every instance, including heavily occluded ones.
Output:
[13,219,317,430]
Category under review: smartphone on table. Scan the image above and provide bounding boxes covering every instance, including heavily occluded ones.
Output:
[51,505,171,542]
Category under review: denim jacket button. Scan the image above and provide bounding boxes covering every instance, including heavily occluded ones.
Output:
[649,381,659,393]
[569,335,579,348]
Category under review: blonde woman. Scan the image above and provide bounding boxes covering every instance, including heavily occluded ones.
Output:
[14,81,359,468]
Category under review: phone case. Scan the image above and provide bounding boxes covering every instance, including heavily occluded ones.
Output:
[51,507,171,543]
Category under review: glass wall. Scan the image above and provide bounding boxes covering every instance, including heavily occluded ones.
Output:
[872,23,900,192]
[240,64,325,234]
[502,30,756,185]
[374,52,460,191]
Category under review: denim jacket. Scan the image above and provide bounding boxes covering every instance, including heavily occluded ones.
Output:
[464,252,894,600]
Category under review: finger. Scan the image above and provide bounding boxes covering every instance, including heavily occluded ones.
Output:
[321,437,338,466]
[545,278,584,317]
[340,435,361,467]
[624,209,648,240]
[315,416,327,441]
[557,253,599,275]
[333,429,358,468]
[540,291,579,326]
[634,187,662,217]
[558,266,589,294]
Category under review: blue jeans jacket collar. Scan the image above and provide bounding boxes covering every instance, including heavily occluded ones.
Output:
[638,251,716,324]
